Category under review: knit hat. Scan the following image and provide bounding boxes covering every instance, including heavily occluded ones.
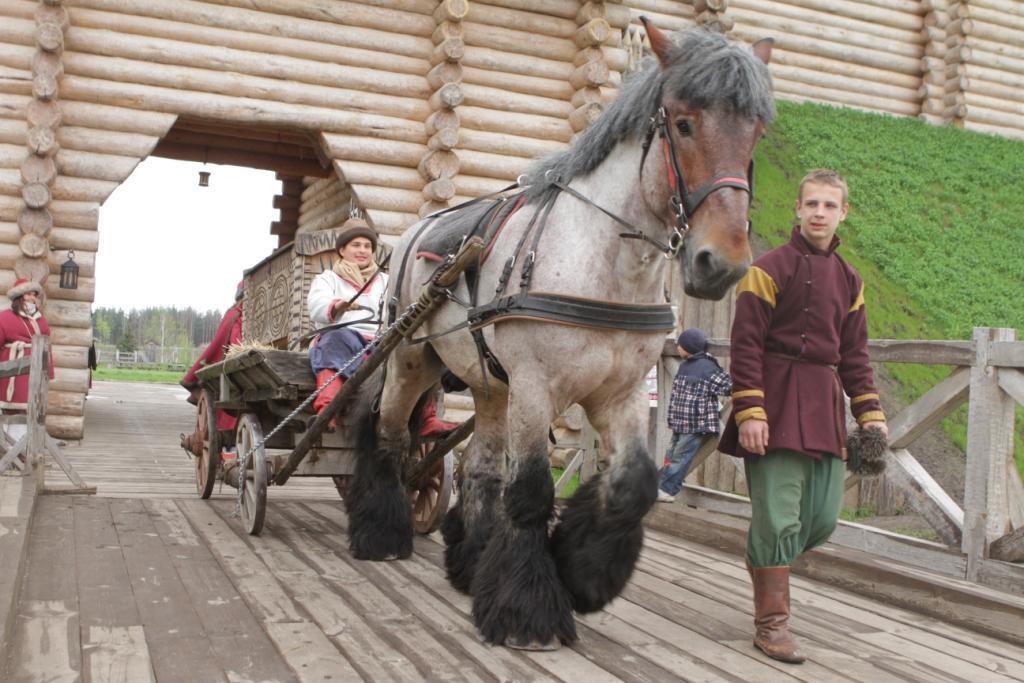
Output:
[335,217,378,252]
[235,279,244,301]
[7,278,41,300]
[677,328,707,354]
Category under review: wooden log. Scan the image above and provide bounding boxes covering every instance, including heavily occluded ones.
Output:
[961,4,1024,35]
[18,233,48,258]
[44,276,94,303]
[888,367,970,450]
[35,22,64,54]
[19,154,56,185]
[452,174,518,197]
[460,83,572,119]
[458,105,572,143]
[151,142,330,179]
[465,2,576,38]
[428,82,464,111]
[458,63,573,100]
[571,87,604,109]
[569,60,609,90]
[31,73,57,102]
[732,0,923,34]
[962,119,1024,141]
[44,413,83,440]
[771,62,919,102]
[417,149,459,181]
[47,199,99,230]
[425,109,460,136]
[0,242,95,277]
[344,185,421,214]
[60,50,432,123]
[960,36,1024,68]
[68,0,434,64]
[47,390,85,417]
[321,133,426,166]
[456,148,530,181]
[50,344,87,370]
[58,75,428,144]
[21,181,49,209]
[461,22,576,62]
[336,161,422,192]
[431,20,463,44]
[41,297,91,329]
[56,100,174,137]
[457,127,562,159]
[50,176,118,203]
[213,0,436,38]
[475,0,579,20]
[434,0,469,23]
[418,200,448,218]
[577,1,633,28]
[431,37,464,65]
[772,76,921,117]
[364,209,418,236]
[948,91,1024,117]
[16,207,51,237]
[13,254,47,284]
[569,102,603,132]
[461,45,573,81]
[26,125,57,156]
[946,61,1020,89]
[49,325,93,348]
[426,61,462,90]
[729,25,922,75]
[49,226,99,252]
[574,19,611,49]
[427,127,459,151]
[990,526,1024,563]
[422,178,455,202]
[918,83,943,101]
[55,149,139,182]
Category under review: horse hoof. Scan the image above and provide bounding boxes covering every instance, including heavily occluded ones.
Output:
[505,637,561,652]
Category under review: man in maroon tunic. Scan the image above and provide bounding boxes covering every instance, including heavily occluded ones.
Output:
[0,279,54,415]
[719,169,887,663]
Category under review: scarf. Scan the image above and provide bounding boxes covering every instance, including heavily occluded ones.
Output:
[333,258,378,288]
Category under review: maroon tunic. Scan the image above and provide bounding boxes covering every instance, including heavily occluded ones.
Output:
[719,227,885,460]
[0,308,54,411]
[181,302,243,431]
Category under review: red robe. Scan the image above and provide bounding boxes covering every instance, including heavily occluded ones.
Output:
[719,227,885,460]
[0,308,54,411]
[181,302,243,431]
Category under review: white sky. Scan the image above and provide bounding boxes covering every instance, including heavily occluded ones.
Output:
[95,157,280,312]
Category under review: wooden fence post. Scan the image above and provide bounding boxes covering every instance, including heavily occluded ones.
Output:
[963,326,1017,580]
[28,334,49,493]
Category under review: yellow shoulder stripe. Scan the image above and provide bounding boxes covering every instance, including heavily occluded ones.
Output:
[848,282,865,313]
[851,393,879,405]
[736,266,779,308]
[732,389,764,400]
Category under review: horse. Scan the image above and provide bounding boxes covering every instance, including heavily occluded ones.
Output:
[344,21,775,649]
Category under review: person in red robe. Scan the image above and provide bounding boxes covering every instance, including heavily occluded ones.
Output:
[181,281,244,432]
[0,278,54,415]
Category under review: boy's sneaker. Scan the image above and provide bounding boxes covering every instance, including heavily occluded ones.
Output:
[656,488,676,503]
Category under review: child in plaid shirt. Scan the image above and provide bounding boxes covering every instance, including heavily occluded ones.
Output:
[657,328,732,502]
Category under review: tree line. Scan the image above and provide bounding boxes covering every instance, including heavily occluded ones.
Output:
[92,307,226,352]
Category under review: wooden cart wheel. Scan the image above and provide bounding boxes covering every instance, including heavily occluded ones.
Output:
[407,439,454,534]
[332,475,352,500]
[194,389,220,499]
[236,413,268,536]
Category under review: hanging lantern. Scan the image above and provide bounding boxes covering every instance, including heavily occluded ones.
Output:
[198,170,211,187]
[59,249,79,289]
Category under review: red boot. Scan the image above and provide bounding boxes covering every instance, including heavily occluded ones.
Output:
[313,369,343,431]
[419,396,460,438]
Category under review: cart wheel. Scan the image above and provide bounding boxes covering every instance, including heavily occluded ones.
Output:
[194,389,220,499]
[236,413,268,536]
[408,439,454,534]
[332,475,352,500]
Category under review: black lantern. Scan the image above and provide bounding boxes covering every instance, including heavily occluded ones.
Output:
[198,170,211,187]
[59,249,79,289]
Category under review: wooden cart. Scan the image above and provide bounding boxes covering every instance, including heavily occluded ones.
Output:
[183,348,455,536]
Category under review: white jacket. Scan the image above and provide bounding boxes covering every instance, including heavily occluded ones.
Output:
[307,269,388,339]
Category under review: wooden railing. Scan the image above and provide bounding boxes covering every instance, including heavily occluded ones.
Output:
[654,327,1024,594]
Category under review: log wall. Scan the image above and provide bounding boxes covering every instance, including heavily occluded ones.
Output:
[0,0,1020,440]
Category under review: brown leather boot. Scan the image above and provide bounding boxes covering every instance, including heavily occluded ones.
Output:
[751,566,806,664]
[313,369,343,431]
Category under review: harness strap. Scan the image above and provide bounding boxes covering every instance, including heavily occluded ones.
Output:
[468,292,675,333]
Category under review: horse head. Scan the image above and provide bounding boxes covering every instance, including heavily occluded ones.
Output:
[639,18,774,300]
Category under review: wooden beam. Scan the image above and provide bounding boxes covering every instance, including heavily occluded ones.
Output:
[964,327,1017,580]
[888,367,970,449]
[150,142,330,178]
[270,221,297,237]
[272,195,300,209]
[990,526,1024,563]
[885,447,964,546]
[160,128,320,160]
[670,338,976,365]
[173,118,314,147]
[990,341,1024,368]
[0,356,32,380]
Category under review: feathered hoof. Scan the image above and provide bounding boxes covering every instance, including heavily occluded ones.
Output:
[505,637,561,651]
[349,527,412,562]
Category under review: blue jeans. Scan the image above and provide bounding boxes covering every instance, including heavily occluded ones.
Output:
[658,432,706,496]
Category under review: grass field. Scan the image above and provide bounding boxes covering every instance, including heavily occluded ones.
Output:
[93,367,184,384]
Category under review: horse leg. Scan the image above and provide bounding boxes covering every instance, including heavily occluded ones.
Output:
[471,378,576,648]
[346,345,442,561]
[551,389,658,613]
[440,390,505,593]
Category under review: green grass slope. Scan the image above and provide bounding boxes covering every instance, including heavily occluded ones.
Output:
[750,101,1024,476]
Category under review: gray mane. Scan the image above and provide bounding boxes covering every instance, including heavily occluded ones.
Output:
[522,29,775,200]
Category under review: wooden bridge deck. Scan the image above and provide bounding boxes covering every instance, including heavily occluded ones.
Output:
[3,381,1024,682]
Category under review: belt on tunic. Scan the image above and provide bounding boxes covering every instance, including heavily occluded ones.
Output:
[765,351,847,460]
[3,341,30,404]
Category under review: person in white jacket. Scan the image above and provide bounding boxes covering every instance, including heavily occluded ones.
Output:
[307,218,458,437]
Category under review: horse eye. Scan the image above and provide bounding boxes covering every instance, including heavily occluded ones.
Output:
[676,120,693,137]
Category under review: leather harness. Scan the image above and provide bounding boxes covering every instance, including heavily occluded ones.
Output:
[390,104,756,387]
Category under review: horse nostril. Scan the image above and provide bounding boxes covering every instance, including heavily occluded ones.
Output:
[693,248,717,277]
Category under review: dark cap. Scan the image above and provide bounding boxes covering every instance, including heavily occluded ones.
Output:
[677,328,707,354]
[335,217,378,252]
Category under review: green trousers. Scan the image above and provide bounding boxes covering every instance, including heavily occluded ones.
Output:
[744,449,845,568]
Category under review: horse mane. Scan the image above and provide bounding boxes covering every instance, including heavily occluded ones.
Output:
[522,28,775,200]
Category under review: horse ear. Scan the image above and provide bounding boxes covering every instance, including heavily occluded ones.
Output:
[639,16,674,67]
[751,37,774,65]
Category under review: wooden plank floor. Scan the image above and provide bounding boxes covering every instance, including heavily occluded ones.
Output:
[6,381,1024,681]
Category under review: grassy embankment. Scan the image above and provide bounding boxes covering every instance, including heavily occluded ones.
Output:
[93,367,183,384]
[752,100,1024,477]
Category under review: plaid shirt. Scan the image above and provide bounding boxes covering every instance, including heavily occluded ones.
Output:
[667,360,732,435]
